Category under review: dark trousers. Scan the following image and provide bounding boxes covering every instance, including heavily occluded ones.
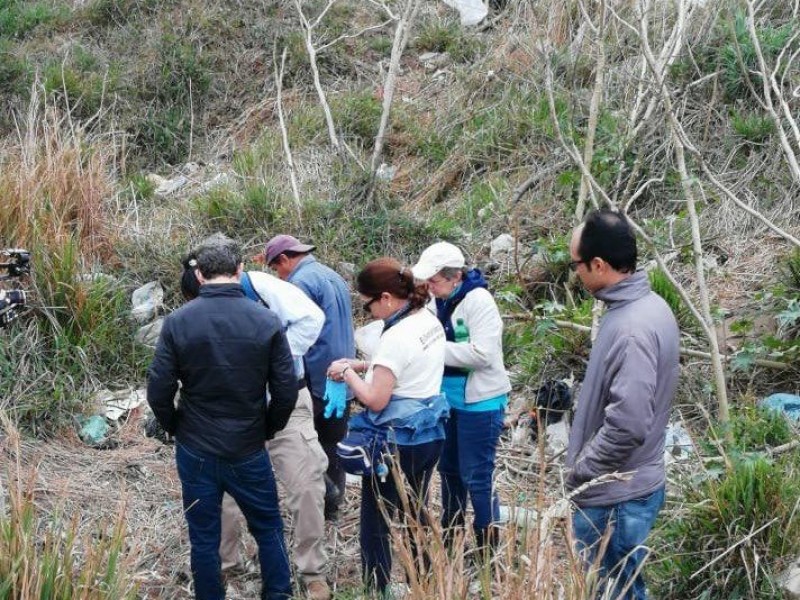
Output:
[439,408,504,536]
[573,486,665,600]
[312,393,349,504]
[360,440,442,595]
[175,442,292,600]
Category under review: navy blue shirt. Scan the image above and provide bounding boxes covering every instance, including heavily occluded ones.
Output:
[288,256,356,399]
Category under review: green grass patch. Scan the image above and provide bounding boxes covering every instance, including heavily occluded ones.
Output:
[0,0,69,38]
[414,19,483,63]
[731,111,775,143]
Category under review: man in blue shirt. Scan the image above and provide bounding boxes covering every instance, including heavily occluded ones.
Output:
[265,234,356,520]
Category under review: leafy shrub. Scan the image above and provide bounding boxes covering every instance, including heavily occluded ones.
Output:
[728,405,795,452]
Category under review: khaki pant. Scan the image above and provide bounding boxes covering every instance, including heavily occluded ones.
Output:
[221,387,329,582]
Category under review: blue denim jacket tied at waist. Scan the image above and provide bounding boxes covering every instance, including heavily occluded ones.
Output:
[348,393,450,446]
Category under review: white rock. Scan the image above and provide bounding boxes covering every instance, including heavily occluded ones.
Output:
[490,233,515,261]
[131,281,164,323]
[183,161,201,174]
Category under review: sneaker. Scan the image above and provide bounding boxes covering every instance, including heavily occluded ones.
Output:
[306,579,332,600]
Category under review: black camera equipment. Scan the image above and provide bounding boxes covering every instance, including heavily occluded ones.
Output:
[0,248,31,328]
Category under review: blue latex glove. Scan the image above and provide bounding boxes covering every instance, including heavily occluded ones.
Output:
[323,378,348,419]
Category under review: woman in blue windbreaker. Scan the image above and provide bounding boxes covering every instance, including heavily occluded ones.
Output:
[412,242,511,558]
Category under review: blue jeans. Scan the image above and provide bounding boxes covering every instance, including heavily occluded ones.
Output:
[360,440,442,595]
[175,442,292,600]
[439,408,503,536]
[572,486,665,600]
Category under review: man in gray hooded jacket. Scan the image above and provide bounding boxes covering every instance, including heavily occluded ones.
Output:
[566,209,680,600]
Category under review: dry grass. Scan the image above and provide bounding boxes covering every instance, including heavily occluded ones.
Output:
[2,404,598,600]
[0,88,117,261]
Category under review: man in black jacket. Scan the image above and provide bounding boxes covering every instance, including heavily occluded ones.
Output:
[147,233,297,600]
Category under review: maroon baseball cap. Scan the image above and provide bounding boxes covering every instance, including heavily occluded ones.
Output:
[264,234,315,264]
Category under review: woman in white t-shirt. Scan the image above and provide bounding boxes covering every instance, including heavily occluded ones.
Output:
[327,257,448,596]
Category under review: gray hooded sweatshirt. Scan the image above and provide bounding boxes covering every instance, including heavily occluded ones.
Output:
[566,271,680,507]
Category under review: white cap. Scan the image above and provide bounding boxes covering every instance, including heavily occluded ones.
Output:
[411,242,465,280]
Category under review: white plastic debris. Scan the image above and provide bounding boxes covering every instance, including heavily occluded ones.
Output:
[131,281,164,323]
[490,233,515,262]
[135,317,164,347]
[154,175,188,196]
[545,420,569,455]
[443,0,488,26]
[498,505,538,527]
[354,320,384,362]
[376,163,397,182]
[664,421,694,464]
[199,172,231,193]
[104,389,147,421]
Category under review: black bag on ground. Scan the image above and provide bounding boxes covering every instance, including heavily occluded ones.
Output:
[529,380,573,441]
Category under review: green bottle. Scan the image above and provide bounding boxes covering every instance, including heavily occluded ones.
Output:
[454,318,470,343]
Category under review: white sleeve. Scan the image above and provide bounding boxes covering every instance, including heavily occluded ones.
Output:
[445,289,503,370]
[249,272,324,358]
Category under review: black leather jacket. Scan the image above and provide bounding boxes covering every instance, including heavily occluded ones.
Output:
[147,283,298,458]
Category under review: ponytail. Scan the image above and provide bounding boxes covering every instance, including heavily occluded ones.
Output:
[358,257,430,310]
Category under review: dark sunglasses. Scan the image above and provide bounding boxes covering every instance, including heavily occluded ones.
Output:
[362,297,379,313]
[568,259,587,272]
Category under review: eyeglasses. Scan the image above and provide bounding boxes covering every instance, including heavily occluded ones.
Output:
[362,297,379,313]
[568,259,587,272]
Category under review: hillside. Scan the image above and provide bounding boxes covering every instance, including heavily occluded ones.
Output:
[1,0,799,598]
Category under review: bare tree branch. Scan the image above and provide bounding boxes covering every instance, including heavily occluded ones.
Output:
[274,47,301,215]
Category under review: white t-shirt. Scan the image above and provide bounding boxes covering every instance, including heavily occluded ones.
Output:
[367,308,446,398]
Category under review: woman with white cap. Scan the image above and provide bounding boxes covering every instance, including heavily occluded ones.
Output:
[411,242,511,557]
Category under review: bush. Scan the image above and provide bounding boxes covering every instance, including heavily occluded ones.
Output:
[719,11,796,101]
[0,98,148,430]
[649,268,697,332]
[332,92,382,145]
[653,406,800,599]
[0,0,68,38]
[731,111,775,143]
[414,20,483,63]
[653,454,800,599]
